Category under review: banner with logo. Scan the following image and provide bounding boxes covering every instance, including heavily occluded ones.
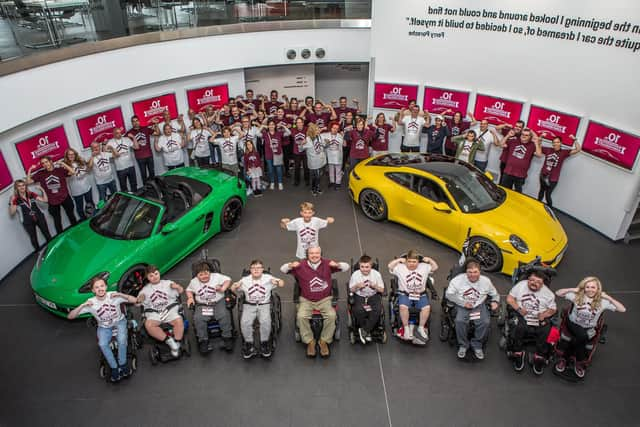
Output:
[131,93,178,127]
[373,82,418,110]
[473,94,523,126]
[15,125,70,172]
[582,121,640,171]
[526,105,581,146]
[75,107,125,148]
[0,151,12,192]
[423,86,470,115]
[186,84,229,112]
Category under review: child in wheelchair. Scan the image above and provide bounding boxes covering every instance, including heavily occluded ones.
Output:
[186,260,235,354]
[68,276,138,383]
[554,277,626,379]
[348,255,385,345]
[232,259,285,359]
[137,265,187,360]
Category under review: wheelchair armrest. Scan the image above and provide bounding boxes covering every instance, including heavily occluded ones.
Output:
[427,277,438,301]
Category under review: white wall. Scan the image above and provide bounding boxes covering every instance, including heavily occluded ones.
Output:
[371,0,640,240]
[245,64,316,101]
[315,63,370,112]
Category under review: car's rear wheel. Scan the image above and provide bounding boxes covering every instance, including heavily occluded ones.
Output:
[220,198,243,231]
[118,265,147,296]
[359,189,387,221]
[468,237,503,272]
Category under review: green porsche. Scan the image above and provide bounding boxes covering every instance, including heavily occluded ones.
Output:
[31,166,246,318]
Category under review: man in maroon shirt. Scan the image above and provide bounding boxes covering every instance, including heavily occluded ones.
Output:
[127,115,155,185]
[345,118,374,170]
[26,156,78,234]
[281,246,349,357]
[496,120,524,182]
[264,90,285,116]
[333,96,360,122]
[302,101,337,132]
[498,128,543,193]
[538,135,581,206]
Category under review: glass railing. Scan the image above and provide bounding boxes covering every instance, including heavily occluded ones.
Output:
[0,1,371,63]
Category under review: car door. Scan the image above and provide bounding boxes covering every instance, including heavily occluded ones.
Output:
[384,172,415,224]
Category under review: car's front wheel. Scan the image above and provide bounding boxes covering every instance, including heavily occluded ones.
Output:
[468,237,503,272]
[118,265,147,296]
[359,189,387,221]
[220,198,243,231]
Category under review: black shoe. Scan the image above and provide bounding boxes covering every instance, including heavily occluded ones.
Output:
[260,341,272,358]
[118,364,131,378]
[334,184,341,191]
[513,351,525,372]
[328,183,334,189]
[222,337,234,353]
[254,189,263,198]
[110,368,121,383]
[198,339,211,354]
[316,189,323,195]
[242,342,257,359]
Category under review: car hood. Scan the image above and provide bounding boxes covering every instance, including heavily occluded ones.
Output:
[31,222,144,295]
[475,190,566,254]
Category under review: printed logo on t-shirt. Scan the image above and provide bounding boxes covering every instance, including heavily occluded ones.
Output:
[575,303,598,324]
[247,282,267,303]
[115,142,129,153]
[96,157,110,172]
[520,293,541,320]
[222,139,235,153]
[312,139,323,154]
[328,138,341,150]
[309,276,329,292]
[544,153,560,172]
[463,287,480,304]
[355,139,366,150]
[512,144,527,160]
[299,226,318,249]
[134,132,148,145]
[149,290,170,310]
[96,303,118,324]
[407,121,420,134]
[196,285,217,303]
[404,271,424,293]
[194,133,207,145]
[294,133,306,144]
[166,139,179,152]
[44,175,61,193]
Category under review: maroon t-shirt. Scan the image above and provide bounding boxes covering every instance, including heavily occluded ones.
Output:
[243,151,262,170]
[273,116,292,145]
[541,147,571,182]
[334,106,357,123]
[504,138,537,178]
[346,129,373,159]
[307,112,331,130]
[445,119,470,153]
[290,127,307,155]
[264,101,283,116]
[285,108,303,120]
[33,167,69,205]
[262,130,285,160]
[369,124,392,151]
[289,258,341,302]
[500,128,520,162]
[126,126,153,159]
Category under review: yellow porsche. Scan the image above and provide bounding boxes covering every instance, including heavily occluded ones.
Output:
[348,153,567,274]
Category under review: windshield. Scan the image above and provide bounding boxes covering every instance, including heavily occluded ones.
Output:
[442,168,506,213]
[90,194,160,240]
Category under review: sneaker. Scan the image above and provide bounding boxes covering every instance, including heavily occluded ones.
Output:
[246,188,253,196]
[118,364,131,378]
[165,337,180,357]
[513,351,525,371]
[365,331,372,342]
[198,339,211,354]
[574,363,586,378]
[457,346,467,359]
[316,189,323,195]
[554,357,567,373]
[358,328,367,345]
[402,325,413,341]
[278,183,283,191]
[533,354,546,375]
[242,342,256,359]
[110,368,121,383]
[222,337,234,353]
[474,348,485,360]
[416,326,429,342]
[311,191,318,197]
[254,189,263,198]
[260,341,272,358]
[269,183,274,190]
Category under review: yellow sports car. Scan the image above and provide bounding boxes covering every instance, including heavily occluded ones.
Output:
[348,153,567,274]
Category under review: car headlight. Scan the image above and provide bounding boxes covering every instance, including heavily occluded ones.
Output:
[35,245,48,270]
[509,235,529,254]
[78,272,110,293]
[544,204,558,221]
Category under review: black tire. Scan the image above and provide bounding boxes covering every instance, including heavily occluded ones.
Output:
[118,265,147,297]
[468,237,503,272]
[131,355,138,372]
[359,189,387,221]
[149,348,159,366]
[220,197,243,231]
[99,364,106,379]
[349,330,356,345]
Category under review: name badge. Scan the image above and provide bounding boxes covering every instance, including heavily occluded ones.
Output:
[202,307,214,316]
[469,310,481,320]
[409,293,420,301]
[363,304,372,312]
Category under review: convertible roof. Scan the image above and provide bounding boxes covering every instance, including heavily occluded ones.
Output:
[368,153,474,178]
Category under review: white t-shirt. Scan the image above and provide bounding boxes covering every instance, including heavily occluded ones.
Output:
[509,281,557,325]
[186,273,230,305]
[445,273,499,308]
[402,116,425,147]
[390,262,432,294]
[240,126,261,151]
[78,292,127,328]
[286,217,329,259]
[565,291,617,329]
[140,280,180,311]
[322,132,344,165]
[301,136,327,170]
[457,140,474,163]
[92,152,115,185]
[238,273,275,304]
[470,126,496,162]
[67,161,93,196]
[190,129,213,158]
[349,269,384,298]
[106,137,135,171]
[214,136,240,166]
[157,133,184,166]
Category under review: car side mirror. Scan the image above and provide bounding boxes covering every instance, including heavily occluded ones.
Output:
[433,202,452,213]
[96,200,105,211]
[161,222,178,234]
[484,171,494,181]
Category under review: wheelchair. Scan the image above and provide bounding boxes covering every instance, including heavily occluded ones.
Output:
[142,299,192,365]
[237,266,283,359]
[188,256,238,355]
[439,293,494,359]
[388,254,438,345]
[293,277,341,346]
[346,258,387,345]
[552,305,608,381]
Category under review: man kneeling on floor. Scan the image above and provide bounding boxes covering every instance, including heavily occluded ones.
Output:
[281,246,349,358]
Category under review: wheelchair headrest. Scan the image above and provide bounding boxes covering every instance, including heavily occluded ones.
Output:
[191,258,221,277]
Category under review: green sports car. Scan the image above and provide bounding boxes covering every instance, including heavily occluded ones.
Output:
[31,166,246,318]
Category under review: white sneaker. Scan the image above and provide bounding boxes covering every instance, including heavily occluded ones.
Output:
[474,348,485,360]
[269,183,274,190]
[417,326,429,342]
[458,346,467,359]
[278,183,283,191]
[402,326,413,340]
[165,337,180,357]
[246,188,253,196]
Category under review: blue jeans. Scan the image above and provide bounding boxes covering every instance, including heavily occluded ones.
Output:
[116,166,137,192]
[265,159,283,184]
[72,190,94,220]
[97,180,117,202]
[97,318,128,369]
[136,156,155,184]
[474,160,488,171]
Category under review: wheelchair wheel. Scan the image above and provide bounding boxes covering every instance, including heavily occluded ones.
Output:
[496,301,507,327]
[334,319,341,341]
[294,326,301,343]
[131,355,138,372]
[149,347,159,366]
[498,335,507,350]
[349,330,356,345]
[99,363,107,379]
[381,330,388,344]
[439,318,450,342]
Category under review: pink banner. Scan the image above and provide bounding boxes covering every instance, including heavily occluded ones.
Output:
[526,105,581,146]
[582,121,640,171]
[0,151,12,192]
[15,126,70,172]
[186,84,229,112]
[423,86,470,115]
[75,107,125,148]
[132,93,178,127]
[373,82,418,110]
[473,94,523,126]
